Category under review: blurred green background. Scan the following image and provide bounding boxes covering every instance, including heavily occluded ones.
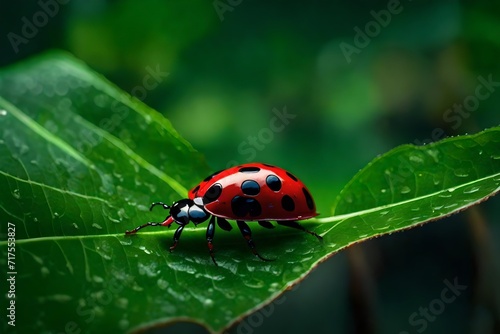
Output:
[1,0,499,333]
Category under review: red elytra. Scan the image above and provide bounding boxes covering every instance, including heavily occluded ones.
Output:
[189,163,318,221]
[125,163,322,265]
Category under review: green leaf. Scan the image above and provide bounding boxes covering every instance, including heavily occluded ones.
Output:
[1,52,499,334]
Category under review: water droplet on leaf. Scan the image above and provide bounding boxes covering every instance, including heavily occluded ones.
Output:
[409,154,424,164]
[400,186,411,194]
[463,186,480,194]
[454,169,469,178]
[12,189,21,199]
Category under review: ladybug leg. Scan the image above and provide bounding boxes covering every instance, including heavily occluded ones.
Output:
[169,224,185,252]
[217,217,232,231]
[277,221,323,241]
[125,216,174,235]
[258,220,274,229]
[236,220,273,262]
[206,216,218,266]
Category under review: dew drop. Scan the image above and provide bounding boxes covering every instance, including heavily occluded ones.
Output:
[380,189,387,193]
[224,291,236,299]
[118,319,129,330]
[0,109,7,116]
[92,223,103,230]
[145,182,157,193]
[157,278,169,290]
[130,159,140,172]
[41,267,50,276]
[138,246,152,255]
[72,223,79,229]
[344,194,353,203]
[400,186,411,194]
[243,278,265,289]
[270,282,280,290]
[433,177,441,186]
[372,224,391,231]
[138,262,160,277]
[463,186,480,194]
[113,171,124,182]
[134,176,143,187]
[93,276,104,283]
[93,94,108,108]
[116,298,128,309]
[12,189,21,199]
[119,238,132,246]
[136,204,149,212]
[454,169,469,178]
[409,154,424,164]
[426,149,440,163]
[203,299,214,308]
[117,208,128,221]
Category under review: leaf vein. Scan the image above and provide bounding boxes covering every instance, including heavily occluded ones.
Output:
[0,170,108,203]
[0,97,94,168]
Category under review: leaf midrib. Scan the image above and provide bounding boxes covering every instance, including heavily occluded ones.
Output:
[3,172,498,246]
[315,172,500,224]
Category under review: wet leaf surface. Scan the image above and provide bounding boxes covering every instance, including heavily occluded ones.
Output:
[0,53,499,333]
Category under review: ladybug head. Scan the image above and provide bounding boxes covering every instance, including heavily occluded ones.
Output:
[169,198,210,225]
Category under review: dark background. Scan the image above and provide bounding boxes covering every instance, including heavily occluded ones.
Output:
[1,0,499,333]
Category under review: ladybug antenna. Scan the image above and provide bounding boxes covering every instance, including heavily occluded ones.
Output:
[149,202,171,211]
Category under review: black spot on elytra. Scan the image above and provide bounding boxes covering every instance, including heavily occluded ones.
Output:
[203,183,222,204]
[281,195,295,211]
[266,175,282,191]
[302,187,314,210]
[203,170,223,182]
[231,196,262,217]
[286,171,298,182]
[241,180,260,196]
[239,166,261,173]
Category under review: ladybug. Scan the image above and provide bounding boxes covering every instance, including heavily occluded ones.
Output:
[125,163,322,265]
